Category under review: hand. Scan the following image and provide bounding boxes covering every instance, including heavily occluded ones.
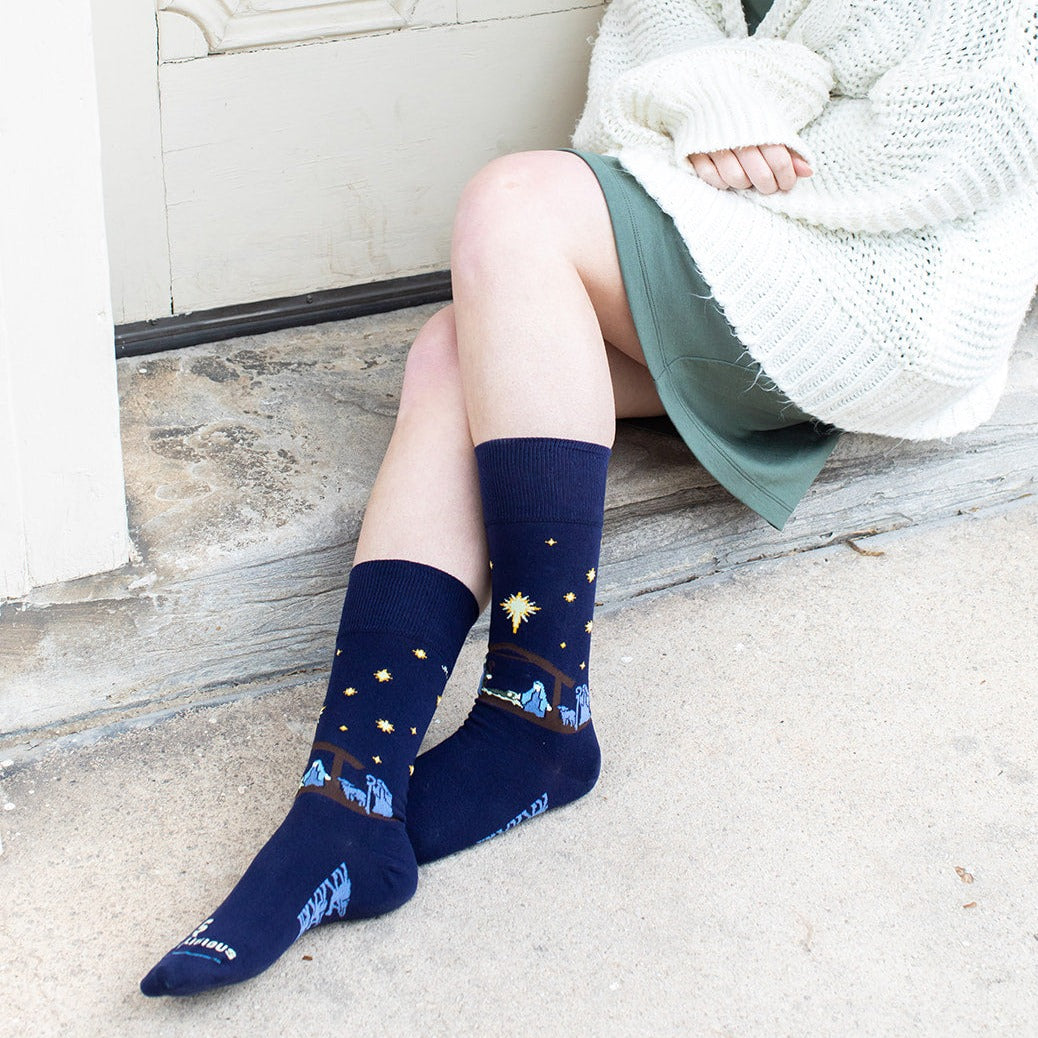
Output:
[688,144,813,194]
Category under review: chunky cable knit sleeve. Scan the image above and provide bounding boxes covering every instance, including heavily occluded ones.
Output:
[572,0,834,164]
[597,38,834,164]
[756,0,1038,232]
[575,0,1038,234]
[570,0,1038,441]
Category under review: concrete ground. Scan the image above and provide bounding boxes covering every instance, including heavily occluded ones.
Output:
[1,504,1036,1037]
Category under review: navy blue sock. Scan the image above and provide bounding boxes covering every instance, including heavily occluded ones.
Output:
[140,560,478,997]
[407,438,609,863]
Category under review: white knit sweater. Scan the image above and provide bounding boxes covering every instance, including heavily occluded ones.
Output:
[571,0,1038,438]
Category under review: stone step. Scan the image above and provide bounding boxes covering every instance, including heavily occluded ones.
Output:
[2,302,1035,759]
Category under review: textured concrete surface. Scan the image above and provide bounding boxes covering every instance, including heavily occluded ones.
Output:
[2,505,1036,1037]
[2,303,1036,752]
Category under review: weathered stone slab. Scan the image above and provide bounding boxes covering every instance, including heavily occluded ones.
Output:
[2,302,1035,755]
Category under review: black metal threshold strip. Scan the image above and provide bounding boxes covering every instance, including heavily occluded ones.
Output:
[114,270,453,358]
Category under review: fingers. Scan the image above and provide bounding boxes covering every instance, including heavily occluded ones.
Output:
[790,151,814,178]
[688,145,813,193]
[688,152,728,190]
[709,149,753,190]
[735,146,783,193]
[756,145,798,192]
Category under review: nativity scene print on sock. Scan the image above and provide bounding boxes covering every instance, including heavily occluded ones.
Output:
[480,645,592,733]
[299,742,396,819]
[478,550,599,734]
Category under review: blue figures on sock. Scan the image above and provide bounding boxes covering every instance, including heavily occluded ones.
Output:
[338,773,393,818]
[301,759,330,787]
[574,684,590,726]
[559,684,591,729]
[482,678,551,717]
[296,863,352,938]
[339,779,367,809]
[520,680,551,718]
[476,792,551,845]
[364,774,393,817]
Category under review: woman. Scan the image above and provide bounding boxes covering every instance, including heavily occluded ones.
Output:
[141,0,1038,996]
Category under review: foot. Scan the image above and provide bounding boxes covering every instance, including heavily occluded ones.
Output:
[404,437,611,864]
[406,697,601,863]
[140,560,479,996]
[140,791,416,996]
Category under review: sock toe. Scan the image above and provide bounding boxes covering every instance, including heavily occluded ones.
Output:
[139,801,417,997]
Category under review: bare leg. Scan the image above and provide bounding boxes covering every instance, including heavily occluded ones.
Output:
[356,149,664,603]
[354,316,663,603]
[354,304,490,600]
[451,150,654,446]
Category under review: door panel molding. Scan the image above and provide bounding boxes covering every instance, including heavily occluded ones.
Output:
[158,0,411,54]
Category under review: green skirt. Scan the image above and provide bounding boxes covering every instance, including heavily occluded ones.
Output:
[558,148,841,530]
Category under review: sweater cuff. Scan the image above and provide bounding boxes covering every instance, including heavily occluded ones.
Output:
[668,94,818,168]
[607,37,833,165]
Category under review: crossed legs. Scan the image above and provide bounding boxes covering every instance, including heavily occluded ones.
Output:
[142,150,666,996]
[356,149,665,595]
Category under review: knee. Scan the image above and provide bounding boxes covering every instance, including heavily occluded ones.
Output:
[451,151,568,279]
[398,304,460,411]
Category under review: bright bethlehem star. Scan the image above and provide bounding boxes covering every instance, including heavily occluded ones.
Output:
[500,592,541,634]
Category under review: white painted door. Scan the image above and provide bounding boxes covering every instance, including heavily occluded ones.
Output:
[93,0,605,324]
[1,0,129,599]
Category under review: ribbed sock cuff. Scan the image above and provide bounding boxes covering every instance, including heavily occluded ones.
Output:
[340,559,480,657]
[475,437,611,526]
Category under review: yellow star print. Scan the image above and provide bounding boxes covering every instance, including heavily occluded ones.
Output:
[374,669,392,683]
[413,648,427,659]
[376,719,394,733]
[586,568,596,583]
[579,661,586,670]
[585,621,594,633]
[564,592,576,603]
[545,538,557,547]
[500,592,540,634]
[343,687,358,697]
[372,755,382,764]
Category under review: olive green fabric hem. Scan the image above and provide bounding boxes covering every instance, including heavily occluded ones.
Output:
[558,147,840,530]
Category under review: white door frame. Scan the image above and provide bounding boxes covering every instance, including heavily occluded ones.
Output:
[0,0,129,599]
